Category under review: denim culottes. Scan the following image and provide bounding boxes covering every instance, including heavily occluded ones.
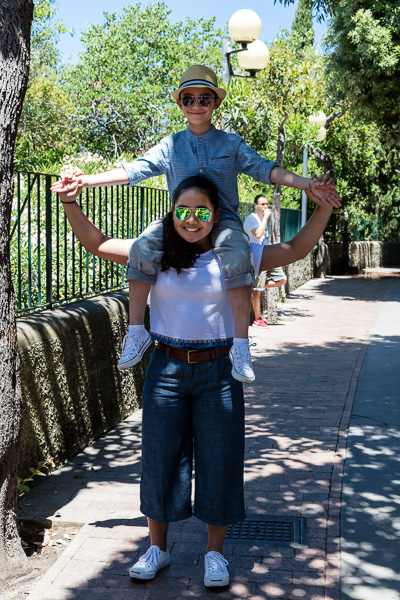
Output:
[140,347,246,527]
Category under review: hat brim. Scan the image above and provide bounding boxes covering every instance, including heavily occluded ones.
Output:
[171,84,227,102]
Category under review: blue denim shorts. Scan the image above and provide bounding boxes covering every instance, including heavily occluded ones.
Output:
[140,347,246,526]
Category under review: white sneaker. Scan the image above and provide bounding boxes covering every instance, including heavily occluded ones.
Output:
[204,551,229,587]
[229,342,256,383]
[117,330,152,370]
[129,545,170,580]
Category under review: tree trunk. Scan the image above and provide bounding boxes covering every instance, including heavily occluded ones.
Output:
[270,114,288,244]
[0,0,34,581]
[312,149,334,278]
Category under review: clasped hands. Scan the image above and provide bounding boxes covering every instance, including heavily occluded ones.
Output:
[307,172,342,208]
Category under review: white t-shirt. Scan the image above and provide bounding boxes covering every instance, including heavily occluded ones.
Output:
[127,240,263,347]
[244,212,269,245]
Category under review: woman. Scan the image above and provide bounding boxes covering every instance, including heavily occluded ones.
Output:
[58,175,335,587]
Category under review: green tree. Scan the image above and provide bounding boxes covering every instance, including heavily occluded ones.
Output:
[63,2,224,158]
[324,2,400,136]
[290,0,315,53]
[15,0,78,171]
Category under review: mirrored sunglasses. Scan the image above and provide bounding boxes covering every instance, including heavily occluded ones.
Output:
[175,207,211,221]
[181,94,214,107]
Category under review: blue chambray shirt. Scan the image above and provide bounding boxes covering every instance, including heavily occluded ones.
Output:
[123,125,279,223]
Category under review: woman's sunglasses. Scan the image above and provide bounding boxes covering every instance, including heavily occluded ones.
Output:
[175,207,211,222]
[181,94,214,107]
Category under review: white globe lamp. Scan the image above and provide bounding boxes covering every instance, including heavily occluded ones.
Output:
[308,111,327,127]
[228,9,262,44]
[237,39,270,72]
[316,126,327,141]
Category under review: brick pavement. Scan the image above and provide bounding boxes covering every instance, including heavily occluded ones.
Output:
[18,275,396,600]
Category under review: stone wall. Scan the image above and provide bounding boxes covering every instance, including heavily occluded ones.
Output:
[17,290,150,478]
[325,241,400,274]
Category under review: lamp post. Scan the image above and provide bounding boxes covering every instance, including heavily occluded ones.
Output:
[301,111,327,227]
[222,9,270,86]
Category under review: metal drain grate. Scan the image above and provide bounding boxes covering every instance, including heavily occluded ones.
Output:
[225,516,306,545]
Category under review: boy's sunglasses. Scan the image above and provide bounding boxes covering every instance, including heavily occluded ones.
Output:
[181,94,214,107]
[175,207,211,222]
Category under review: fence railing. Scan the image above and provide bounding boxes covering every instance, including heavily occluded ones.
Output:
[11,171,169,315]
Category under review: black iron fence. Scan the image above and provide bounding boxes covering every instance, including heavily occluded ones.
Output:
[11,171,169,315]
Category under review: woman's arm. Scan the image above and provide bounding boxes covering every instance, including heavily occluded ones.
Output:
[58,191,129,265]
[259,204,332,272]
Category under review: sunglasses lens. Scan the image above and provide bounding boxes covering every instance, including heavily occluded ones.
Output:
[194,208,211,221]
[181,95,213,107]
[175,207,211,221]
[198,95,212,106]
[182,95,195,107]
[175,207,191,220]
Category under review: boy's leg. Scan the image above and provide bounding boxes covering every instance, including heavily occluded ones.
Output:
[211,218,255,383]
[118,221,163,370]
[228,286,252,338]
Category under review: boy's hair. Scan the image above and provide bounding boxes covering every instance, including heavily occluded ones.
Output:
[161,176,220,273]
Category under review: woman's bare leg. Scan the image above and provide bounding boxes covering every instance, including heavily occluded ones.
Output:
[147,517,169,552]
[206,524,228,554]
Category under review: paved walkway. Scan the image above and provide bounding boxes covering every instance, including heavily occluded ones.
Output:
[18,275,400,600]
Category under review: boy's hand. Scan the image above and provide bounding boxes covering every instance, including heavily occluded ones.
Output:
[51,166,85,196]
[306,173,342,208]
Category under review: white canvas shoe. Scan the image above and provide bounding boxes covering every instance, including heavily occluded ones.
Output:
[229,342,256,383]
[204,551,229,587]
[129,545,170,580]
[117,330,152,370]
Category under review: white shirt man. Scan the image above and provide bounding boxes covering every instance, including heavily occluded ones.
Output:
[244,195,287,328]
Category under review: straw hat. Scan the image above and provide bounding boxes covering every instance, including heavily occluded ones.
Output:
[171,65,227,101]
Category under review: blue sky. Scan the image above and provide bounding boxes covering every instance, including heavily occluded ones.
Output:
[56,0,327,65]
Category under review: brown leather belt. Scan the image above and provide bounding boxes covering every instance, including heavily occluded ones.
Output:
[157,342,231,364]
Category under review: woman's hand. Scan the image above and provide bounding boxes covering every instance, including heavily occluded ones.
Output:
[306,173,342,208]
[51,166,85,196]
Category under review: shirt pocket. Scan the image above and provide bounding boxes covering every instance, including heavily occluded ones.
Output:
[209,153,235,173]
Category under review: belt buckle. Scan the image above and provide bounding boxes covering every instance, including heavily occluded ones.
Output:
[187,349,198,364]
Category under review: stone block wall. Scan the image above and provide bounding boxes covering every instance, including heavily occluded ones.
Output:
[17,290,150,478]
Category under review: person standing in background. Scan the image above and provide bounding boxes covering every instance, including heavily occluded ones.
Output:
[244,195,287,328]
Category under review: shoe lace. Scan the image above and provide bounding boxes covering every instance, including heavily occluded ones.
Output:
[137,546,159,570]
[234,342,256,367]
[206,552,228,573]
[123,331,143,351]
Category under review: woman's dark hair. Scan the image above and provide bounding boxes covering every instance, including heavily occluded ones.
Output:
[161,176,220,273]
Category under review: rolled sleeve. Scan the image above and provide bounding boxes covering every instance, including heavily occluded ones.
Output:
[122,142,168,186]
[237,140,279,185]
